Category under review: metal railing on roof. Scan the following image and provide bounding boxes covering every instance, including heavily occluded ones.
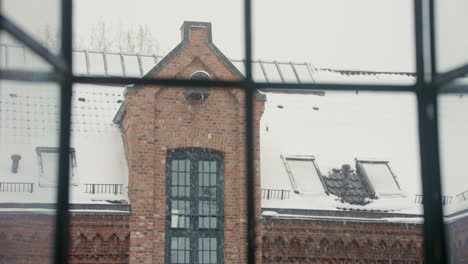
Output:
[415,194,453,205]
[261,188,290,200]
[84,184,123,195]
[0,182,34,193]
[0,43,320,83]
[456,190,468,202]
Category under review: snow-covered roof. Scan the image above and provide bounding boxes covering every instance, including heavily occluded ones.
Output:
[0,82,129,211]
[260,90,468,221]
[2,43,467,222]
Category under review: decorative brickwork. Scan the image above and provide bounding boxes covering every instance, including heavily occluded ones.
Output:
[0,214,130,264]
[447,217,468,263]
[262,219,424,264]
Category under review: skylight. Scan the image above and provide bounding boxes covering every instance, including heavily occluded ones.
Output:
[281,155,325,195]
[357,160,401,196]
[37,147,76,187]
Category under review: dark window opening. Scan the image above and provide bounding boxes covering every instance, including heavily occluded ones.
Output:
[166,148,224,264]
[187,72,212,101]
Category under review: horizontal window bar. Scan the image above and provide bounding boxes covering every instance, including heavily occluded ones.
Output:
[73,75,416,92]
[435,63,468,86]
[0,14,68,74]
[0,69,58,82]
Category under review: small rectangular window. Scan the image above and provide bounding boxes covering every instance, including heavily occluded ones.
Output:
[281,155,325,195]
[36,147,76,187]
[357,159,401,196]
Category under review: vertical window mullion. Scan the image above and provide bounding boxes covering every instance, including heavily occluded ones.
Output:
[414,1,448,264]
[217,158,224,264]
[191,155,198,264]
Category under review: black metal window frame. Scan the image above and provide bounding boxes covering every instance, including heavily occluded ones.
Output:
[166,148,224,264]
[1,0,467,263]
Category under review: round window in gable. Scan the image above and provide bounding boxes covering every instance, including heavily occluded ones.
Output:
[186,71,211,102]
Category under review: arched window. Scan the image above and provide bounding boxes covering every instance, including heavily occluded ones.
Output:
[186,71,211,101]
[166,148,224,264]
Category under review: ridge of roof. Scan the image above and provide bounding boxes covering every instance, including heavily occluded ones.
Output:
[126,21,243,94]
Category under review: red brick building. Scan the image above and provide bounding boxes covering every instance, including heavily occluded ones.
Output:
[1,21,467,264]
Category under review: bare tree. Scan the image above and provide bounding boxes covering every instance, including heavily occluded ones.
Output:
[89,20,114,52]
[83,21,158,55]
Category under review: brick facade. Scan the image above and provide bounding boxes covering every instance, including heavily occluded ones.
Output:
[0,214,130,264]
[121,22,264,264]
[262,218,424,264]
[447,217,468,263]
[5,21,467,264]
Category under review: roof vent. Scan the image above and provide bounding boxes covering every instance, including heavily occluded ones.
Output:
[11,154,21,174]
[78,98,86,102]
[186,71,211,102]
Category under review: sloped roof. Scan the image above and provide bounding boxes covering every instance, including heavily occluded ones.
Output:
[0,82,129,211]
[1,44,467,220]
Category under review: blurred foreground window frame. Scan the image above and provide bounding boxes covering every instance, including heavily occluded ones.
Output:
[1,0,467,264]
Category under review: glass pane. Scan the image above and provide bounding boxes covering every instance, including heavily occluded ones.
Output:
[0,80,60,263]
[439,80,468,263]
[67,84,130,262]
[436,0,468,73]
[260,91,425,262]
[74,0,245,80]
[284,158,323,195]
[2,0,61,54]
[0,32,53,72]
[171,237,190,264]
[361,162,401,195]
[253,0,416,84]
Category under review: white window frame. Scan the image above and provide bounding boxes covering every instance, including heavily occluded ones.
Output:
[356,158,402,198]
[36,147,77,187]
[281,154,326,196]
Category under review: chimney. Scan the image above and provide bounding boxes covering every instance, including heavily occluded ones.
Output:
[181,21,212,44]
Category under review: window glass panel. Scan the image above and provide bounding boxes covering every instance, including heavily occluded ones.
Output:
[74,0,244,80]
[88,52,106,75]
[253,0,415,85]
[0,32,54,72]
[171,237,190,264]
[285,158,323,194]
[39,151,59,186]
[171,200,190,228]
[167,149,223,262]
[361,163,400,195]
[2,0,61,54]
[0,80,60,264]
[106,54,124,76]
[73,51,88,75]
[123,55,141,77]
[260,91,424,262]
[439,81,468,263]
[436,0,468,73]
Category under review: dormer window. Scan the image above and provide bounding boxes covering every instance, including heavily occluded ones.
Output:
[281,155,325,195]
[356,159,401,197]
[186,71,211,101]
[36,147,76,187]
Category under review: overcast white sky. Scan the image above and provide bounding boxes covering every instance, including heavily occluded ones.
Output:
[3,0,467,72]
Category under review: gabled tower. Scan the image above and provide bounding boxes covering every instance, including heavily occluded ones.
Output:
[121,21,265,264]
